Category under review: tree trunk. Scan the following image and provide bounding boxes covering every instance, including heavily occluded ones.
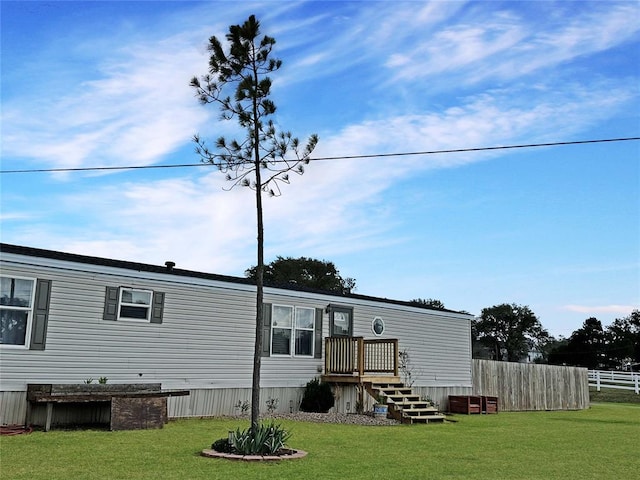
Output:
[251,182,264,434]
[250,64,263,435]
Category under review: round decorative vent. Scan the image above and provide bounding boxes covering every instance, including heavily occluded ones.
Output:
[371,317,385,336]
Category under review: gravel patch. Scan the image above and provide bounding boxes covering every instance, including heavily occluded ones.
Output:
[270,411,401,426]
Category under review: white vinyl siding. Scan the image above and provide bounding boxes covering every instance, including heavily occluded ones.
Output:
[0,250,472,397]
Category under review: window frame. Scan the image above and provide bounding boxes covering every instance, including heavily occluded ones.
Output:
[329,305,353,337]
[270,304,294,356]
[269,304,316,358]
[0,275,36,349]
[293,306,315,357]
[117,287,153,322]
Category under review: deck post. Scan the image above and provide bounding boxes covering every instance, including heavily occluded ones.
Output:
[357,337,365,377]
[324,338,330,375]
[393,339,399,377]
[357,384,364,413]
[45,402,53,432]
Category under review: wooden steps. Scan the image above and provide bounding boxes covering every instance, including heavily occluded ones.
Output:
[365,381,446,424]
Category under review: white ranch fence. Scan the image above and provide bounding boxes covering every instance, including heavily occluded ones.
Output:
[588,369,640,394]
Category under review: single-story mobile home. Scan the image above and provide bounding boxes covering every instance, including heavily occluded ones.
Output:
[0,243,474,427]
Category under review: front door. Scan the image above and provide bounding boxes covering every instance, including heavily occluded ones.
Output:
[329,305,353,337]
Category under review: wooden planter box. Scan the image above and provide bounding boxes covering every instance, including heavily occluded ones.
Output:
[448,395,482,414]
[481,396,499,414]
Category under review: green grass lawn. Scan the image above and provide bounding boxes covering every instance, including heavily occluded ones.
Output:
[590,387,640,404]
[2,403,638,480]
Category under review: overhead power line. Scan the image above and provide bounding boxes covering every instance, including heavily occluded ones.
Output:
[1,137,638,174]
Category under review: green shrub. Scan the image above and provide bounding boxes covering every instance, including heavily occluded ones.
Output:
[265,397,279,414]
[211,438,233,453]
[227,422,292,455]
[300,377,335,413]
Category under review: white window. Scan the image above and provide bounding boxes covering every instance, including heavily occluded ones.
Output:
[271,305,315,357]
[0,276,35,347]
[118,288,152,321]
[271,305,293,355]
[294,307,315,356]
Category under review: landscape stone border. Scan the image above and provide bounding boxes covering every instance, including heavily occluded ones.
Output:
[201,448,308,462]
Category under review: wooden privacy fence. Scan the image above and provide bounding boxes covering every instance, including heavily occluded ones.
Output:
[589,370,640,394]
[473,359,589,411]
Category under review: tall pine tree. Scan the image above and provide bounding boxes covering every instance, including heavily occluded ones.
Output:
[191,15,318,433]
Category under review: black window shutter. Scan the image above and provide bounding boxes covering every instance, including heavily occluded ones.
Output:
[150,291,165,324]
[314,308,323,359]
[30,279,52,351]
[103,286,119,321]
[261,303,272,357]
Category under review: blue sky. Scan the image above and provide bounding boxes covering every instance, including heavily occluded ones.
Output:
[1,1,639,337]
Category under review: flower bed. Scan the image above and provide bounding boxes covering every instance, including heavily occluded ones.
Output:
[201,448,307,462]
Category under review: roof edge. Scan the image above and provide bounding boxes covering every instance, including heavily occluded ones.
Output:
[0,243,469,316]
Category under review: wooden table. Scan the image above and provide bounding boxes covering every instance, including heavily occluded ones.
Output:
[27,383,189,431]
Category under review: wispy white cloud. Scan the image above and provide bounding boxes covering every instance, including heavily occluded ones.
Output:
[528,3,640,64]
[2,30,211,170]
[315,78,636,165]
[2,1,636,174]
[387,13,525,79]
[385,3,640,84]
[0,212,33,222]
[15,73,632,276]
[42,173,258,274]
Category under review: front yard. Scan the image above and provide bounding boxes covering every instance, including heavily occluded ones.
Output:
[2,403,637,479]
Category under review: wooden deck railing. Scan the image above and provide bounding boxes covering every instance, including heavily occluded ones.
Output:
[324,337,399,377]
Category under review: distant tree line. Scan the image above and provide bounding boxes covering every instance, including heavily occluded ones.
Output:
[472,305,640,371]
[544,311,640,370]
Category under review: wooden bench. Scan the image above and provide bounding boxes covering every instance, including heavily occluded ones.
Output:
[26,383,189,431]
[448,395,482,414]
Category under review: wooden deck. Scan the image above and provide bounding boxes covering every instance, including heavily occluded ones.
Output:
[321,374,401,384]
[321,337,445,424]
[322,337,399,379]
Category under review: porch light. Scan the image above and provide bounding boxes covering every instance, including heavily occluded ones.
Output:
[346,401,351,412]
